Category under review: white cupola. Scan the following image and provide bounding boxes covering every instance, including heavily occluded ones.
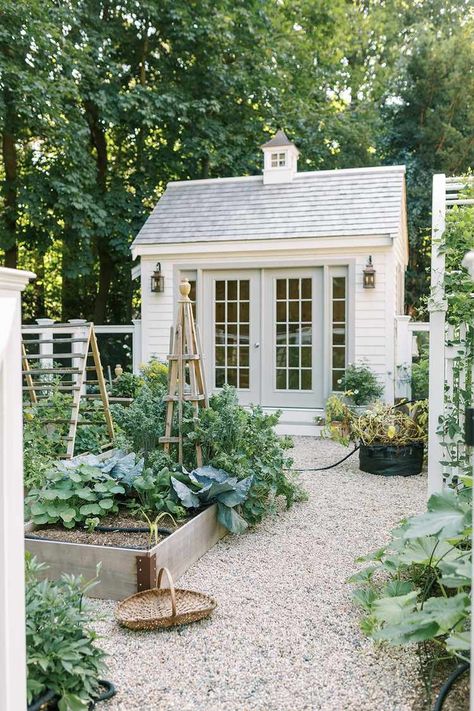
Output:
[261,130,299,185]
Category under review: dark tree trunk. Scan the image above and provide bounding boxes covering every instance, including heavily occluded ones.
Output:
[84,99,111,323]
[1,95,18,268]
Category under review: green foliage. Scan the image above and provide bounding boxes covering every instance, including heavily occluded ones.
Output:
[111,383,167,456]
[337,363,383,406]
[190,386,304,525]
[172,465,253,534]
[25,460,126,528]
[350,401,428,446]
[140,358,169,394]
[111,372,143,399]
[130,465,184,519]
[26,554,106,710]
[349,487,471,661]
[411,350,429,402]
[322,393,352,446]
[436,197,474,482]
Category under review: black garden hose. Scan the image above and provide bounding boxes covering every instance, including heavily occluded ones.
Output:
[90,679,116,707]
[290,445,360,472]
[432,662,469,711]
[93,524,173,535]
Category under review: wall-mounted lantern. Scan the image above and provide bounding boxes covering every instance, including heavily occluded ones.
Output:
[150,262,165,293]
[363,256,376,289]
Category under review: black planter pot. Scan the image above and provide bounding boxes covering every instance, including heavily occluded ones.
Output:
[27,680,116,711]
[359,443,424,477]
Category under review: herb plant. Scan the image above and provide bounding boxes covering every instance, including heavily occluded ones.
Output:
[26,554,106,710]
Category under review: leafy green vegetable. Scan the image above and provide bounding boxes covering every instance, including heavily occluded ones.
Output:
[26,555,106,709]
[171,465,252,534]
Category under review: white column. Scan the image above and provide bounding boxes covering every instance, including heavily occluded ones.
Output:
[0,266,35,711]
[69,319,88,392]
[132,319,142,373]
[394,315,412,400]
[427,174,447,496]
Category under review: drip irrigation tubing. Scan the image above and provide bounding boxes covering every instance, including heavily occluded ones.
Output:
[432,662,469,711]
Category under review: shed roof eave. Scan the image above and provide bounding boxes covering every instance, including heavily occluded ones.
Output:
[131,232,395,259]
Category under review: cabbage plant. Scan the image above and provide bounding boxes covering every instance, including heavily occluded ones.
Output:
[172,465,252,534]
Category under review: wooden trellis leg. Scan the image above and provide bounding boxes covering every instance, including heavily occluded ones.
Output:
[160,279,207,466]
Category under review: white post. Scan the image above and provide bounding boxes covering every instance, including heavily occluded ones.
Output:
[427,174,447,496]
[69,319,88,393]
[0,266,35,711]
[36,318,55,378]
[394,315,412,400]
[132,319,142,374]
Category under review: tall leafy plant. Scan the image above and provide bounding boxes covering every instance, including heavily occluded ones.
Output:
[349,485,471,660]
[26,555,106,710]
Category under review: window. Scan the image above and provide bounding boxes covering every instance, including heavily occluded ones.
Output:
[271,151,287,168]
[275,277,312,391]
[331,275,347,390]
[214,279,250,390]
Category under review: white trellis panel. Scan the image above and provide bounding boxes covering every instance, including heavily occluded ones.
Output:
[0,267,35,711]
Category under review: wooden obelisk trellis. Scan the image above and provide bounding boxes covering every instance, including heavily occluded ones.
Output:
[22,322,114,458]
[160,278,208,466]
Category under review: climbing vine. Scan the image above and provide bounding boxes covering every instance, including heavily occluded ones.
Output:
[437,184,474,482]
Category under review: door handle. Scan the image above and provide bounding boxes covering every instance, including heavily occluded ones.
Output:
[254,343,260,348]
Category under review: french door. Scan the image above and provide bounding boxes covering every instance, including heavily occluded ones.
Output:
[202,271,260,405]
[202,268,324,408]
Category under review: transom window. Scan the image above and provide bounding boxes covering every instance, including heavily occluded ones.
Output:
[331,276,347,390]
[271,151,287,168]
[275,277,312,391]
[214,279,250,390]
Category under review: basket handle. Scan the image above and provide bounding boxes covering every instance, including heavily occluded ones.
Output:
[156,567,177,617]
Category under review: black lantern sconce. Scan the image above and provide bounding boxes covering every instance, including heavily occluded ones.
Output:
[363,256,376,289]
[150,262,165,293]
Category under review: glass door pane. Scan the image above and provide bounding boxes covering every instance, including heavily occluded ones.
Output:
[214,279,250,390]
[275,277,312,391]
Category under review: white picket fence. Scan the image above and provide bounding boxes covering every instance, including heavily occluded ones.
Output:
[428,174,474,495]
[21,318,142,377]
[0,267,35,709]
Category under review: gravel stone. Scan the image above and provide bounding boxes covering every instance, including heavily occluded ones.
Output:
[92,437,427,711]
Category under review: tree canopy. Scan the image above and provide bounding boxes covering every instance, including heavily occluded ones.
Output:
[0,0,472,321]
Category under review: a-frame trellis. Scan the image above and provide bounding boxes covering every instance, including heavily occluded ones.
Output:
[22,322,114,458]
[160,278,208,465]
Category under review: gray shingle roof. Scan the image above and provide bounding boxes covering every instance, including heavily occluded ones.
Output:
[261,130,295,148]
[132,166,405,247]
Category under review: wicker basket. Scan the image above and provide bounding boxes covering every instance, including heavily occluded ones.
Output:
[115,567,217,630]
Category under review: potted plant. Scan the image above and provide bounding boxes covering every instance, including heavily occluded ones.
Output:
[337,362,384,411]
[322,393,352,445]
[351,401,427,476]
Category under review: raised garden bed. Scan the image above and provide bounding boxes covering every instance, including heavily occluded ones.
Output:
[25,504,226,600]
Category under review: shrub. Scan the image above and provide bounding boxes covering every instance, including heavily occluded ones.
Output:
[26,554,106,710]
[338,362,383,405]
[411,351,429,401]
[111,371,143,398]
[140,357,168,393]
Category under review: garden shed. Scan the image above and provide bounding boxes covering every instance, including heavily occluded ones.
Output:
[131,131,408,433]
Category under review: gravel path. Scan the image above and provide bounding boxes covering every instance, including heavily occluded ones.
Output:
[93,438,427,711]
